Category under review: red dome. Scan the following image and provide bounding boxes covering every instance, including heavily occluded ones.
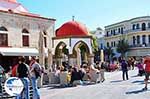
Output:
[56,21,89,37]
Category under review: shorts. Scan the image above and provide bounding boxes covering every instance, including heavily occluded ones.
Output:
[145,72,150,80]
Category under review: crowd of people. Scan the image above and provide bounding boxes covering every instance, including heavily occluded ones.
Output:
[51,54,150,91]
[51,61,107,86]
[0,54,149,98]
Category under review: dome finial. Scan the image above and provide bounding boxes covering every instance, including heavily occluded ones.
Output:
[72,16,75,21]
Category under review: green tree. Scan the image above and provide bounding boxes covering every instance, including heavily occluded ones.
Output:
[92,36,99,52]
[116,38,130,58]
[104,47,114,61]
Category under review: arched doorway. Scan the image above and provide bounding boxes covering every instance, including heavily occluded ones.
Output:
[72,41,90,68]
[54,42,69,67]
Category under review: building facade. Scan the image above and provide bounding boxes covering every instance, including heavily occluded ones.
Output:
[0,0,55,71]
[91,27,105,62]
[105,16,150,59]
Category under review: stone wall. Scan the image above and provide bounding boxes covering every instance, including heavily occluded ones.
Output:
[0,11,55,50]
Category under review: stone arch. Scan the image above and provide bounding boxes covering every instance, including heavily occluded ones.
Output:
[72,41,90,66]
[54,42,69,66]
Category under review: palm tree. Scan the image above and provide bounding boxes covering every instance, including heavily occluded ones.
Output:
[116,38,130,58]
[104,47,114,61]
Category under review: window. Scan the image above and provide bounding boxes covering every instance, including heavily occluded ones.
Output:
[118,40,120,44]
[148,23,150,28]
[111,30,113,35]
[133,36,136,45]
[118,28,120,33]
[137,35,140,44]
[100,43,103,49]
[22,35,29,46]
[113,29,116,35]
[0,26,8,31]
[121,27,123,34]
[111,42,113,47]
[142,35,146,44]
[136,24,140,29]
[132,24,136,30]
[43,31,47,47]
[22,29,29,33]
[107,42,109,47]
[142,23,146,31]
[0,34,8,46]
[44,37,47,47]
[22,28,29,47]
[106,31,109,37]
[0,26,8,46]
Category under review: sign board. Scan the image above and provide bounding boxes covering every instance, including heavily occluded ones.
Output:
[4,77,24,96]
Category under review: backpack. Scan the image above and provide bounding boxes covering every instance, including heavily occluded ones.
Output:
[33,63,42,79]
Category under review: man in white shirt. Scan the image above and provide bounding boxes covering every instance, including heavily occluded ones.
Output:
[30,57,41,99]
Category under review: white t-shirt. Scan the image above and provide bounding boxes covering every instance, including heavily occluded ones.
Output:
[30,62,41,78]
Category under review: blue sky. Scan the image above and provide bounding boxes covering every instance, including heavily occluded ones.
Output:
[19,0,150,30]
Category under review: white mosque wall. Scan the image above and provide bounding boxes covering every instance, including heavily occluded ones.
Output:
[70,38,92,54]
[52,37,93,55]
[52,38,70,54]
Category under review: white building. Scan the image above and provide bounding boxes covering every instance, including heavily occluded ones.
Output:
[105,16,150,59]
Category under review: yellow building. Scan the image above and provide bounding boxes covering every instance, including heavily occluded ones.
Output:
[105,16,150,59]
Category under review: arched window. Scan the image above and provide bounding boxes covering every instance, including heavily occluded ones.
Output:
[133,36,136,45]
[22,28,29,46]
[142,23,146,31]
[118,28,120,33]
[137,35,140,44]
[111,42,113,47]
[22,29,29,33]
[0,26,8,46]
[121,27,123,34]
[107,42,109,47]
[136,24,140,29]
[142,35,146,45]
[148,23,150,28]
[132,24,136,30]
[0,26,8,31]
[43,31,47,47]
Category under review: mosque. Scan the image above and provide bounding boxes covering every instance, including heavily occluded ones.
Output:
[52,19,94,68]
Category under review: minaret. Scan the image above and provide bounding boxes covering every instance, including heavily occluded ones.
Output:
[72,16,75,21]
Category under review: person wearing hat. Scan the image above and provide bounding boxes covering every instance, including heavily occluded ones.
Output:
[143,54,150,90]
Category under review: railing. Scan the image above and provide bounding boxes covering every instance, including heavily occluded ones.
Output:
[105,27,150,37]
[129,44,150,48]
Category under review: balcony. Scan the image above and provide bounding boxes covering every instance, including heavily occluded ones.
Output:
[129,43,150,49]
[105,27,150,37]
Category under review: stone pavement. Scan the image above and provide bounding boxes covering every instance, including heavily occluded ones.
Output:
[40,69,150,99]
